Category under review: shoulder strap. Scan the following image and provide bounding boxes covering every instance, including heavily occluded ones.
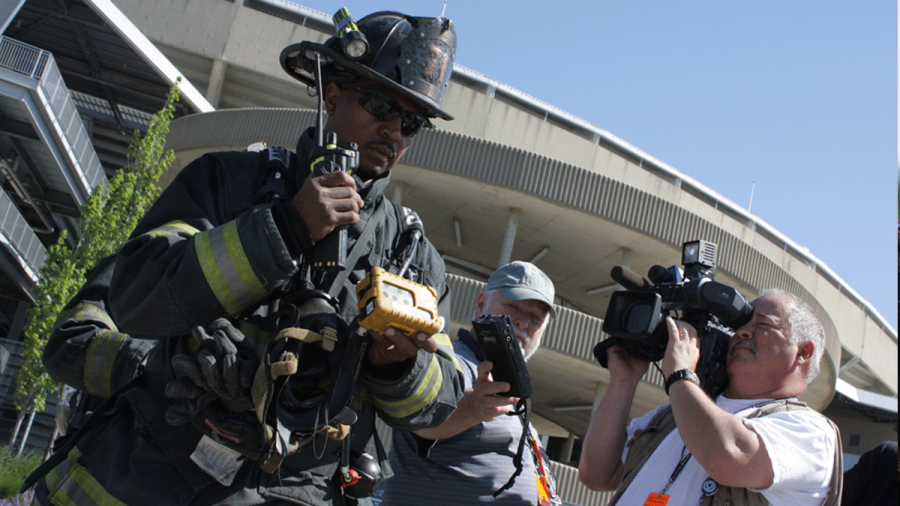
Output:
[254,146,293,204]
[457,328,486,362]
[610,405,677,505]
[384,200,426,277]
[326,196,387,299]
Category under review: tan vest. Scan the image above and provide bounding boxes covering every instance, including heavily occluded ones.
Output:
[611,398,843,506]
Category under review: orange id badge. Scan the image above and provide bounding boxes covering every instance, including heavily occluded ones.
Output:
[643,493,670,505]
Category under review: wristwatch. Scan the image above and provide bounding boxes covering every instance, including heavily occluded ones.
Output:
[665,369,700,395]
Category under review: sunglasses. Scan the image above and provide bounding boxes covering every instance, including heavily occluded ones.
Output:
[342,85,434,137]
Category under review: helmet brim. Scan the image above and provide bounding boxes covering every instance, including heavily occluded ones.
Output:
[280,41,454,121]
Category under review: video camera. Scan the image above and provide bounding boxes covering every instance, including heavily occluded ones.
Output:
[593,240,754,397]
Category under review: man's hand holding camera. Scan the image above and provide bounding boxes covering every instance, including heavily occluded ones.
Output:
[605,343,650,386]
[662,316,701,379]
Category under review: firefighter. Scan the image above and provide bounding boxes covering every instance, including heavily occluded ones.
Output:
[30,10,462,506]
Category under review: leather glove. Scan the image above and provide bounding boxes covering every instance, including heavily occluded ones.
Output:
[165,318,259,425]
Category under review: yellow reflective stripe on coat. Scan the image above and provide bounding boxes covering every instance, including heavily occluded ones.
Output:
[372,353,442,419]
[68,302,117,331]
[238,321,272,348]
[83,330,127,398]
[144,220,200,239]
[44,447,126,506]
[430,332,461,373]
[194,221,268,317]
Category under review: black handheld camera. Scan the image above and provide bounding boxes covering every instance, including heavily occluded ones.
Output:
[472,314,533,398]
[594,240,753,397]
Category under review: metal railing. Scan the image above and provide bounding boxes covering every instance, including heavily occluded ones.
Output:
[0,35,107,198]
[550,460,615,506]
[0,35,49,78]
[0,186,46,286]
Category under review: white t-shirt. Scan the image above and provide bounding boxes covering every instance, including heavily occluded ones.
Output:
[616,396,835,506]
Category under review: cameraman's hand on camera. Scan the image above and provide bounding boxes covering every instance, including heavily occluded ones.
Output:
[367,326,439,366]
[605,344,650,385]
[662,316,700,377]
[293,171,365,242]
[164,318,259,425]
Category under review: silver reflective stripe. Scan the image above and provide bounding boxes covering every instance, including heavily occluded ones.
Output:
[195,221,267,316]
[431,332,461,372]
[373,353,443,419]
[83,330,126,398]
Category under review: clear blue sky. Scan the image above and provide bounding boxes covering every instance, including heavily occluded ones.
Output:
[296,1,898,330]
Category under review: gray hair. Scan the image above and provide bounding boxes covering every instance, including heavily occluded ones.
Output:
[758,289,825,382]
[472,289,497,320]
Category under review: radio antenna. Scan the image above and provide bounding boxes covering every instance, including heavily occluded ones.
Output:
[748,181,755,213]
[441,0,448,17]
[314,52,324,147]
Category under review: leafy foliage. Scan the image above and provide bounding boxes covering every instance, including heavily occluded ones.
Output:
[11,83,181,414]
[0,446,40,499]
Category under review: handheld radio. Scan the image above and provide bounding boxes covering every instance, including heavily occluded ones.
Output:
[308,52,360,272]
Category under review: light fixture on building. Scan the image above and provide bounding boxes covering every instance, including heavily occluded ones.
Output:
[453,216,463,247]
[528,245,551,264]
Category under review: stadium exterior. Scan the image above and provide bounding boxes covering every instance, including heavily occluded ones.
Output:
[0,1,896,504]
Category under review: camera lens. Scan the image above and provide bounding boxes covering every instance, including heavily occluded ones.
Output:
[623,301,655,334]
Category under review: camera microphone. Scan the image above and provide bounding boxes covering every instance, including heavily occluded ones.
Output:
[610,265,652,291]
[648,265,673,284]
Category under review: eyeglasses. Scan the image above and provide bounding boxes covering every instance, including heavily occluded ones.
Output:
[342,85,434,137]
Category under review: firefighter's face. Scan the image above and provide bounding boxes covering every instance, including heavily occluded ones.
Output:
[324,81,425,181]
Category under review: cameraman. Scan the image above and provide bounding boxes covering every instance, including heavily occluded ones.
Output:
[385,261,561,505]
[578,289,842,505]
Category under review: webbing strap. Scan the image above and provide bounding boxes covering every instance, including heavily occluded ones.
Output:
[21,377,143,494]
[493,397,531,497]
[326,196,386,299]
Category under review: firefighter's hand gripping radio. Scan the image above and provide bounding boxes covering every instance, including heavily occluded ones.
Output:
[356,267,442,337]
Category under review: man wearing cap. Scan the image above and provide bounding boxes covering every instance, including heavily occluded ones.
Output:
[385,261,562,505]
[30,10,463,506]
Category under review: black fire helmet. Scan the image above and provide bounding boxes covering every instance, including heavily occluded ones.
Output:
[279,11,457,121]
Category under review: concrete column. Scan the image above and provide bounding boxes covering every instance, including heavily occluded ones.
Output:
[498,208,520,267]
[206,56,228,108]
[560,432,576,463]
[7,300,29,340]
[391,182,405,207]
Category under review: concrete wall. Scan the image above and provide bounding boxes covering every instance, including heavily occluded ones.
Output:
[118,0,895,399]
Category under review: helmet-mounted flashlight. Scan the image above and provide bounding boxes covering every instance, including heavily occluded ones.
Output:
[333,7,368,60]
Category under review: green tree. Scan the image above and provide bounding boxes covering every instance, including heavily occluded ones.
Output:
[8,82,182,454]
